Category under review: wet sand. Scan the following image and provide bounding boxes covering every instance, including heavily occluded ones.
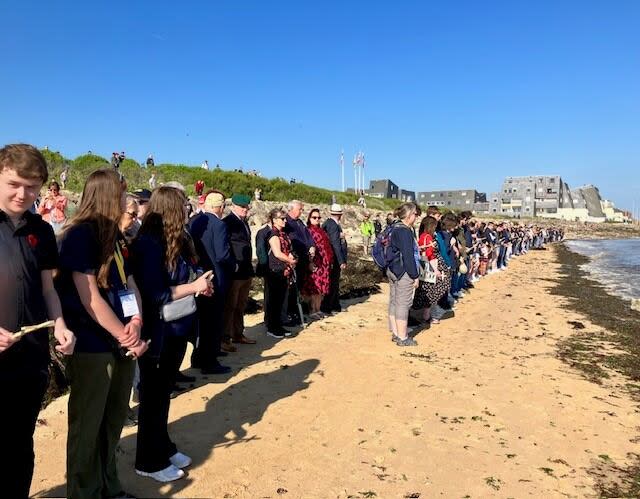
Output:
[31,245,640,498]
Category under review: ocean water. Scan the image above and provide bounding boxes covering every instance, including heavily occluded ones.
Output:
[565,239,640,301]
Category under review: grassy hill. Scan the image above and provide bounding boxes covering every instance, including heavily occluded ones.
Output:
[40,149,400,210]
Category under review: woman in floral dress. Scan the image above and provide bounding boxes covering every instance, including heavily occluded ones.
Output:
[302,208,334,319]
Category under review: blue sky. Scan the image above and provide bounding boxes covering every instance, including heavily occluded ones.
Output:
[1,1,639,210]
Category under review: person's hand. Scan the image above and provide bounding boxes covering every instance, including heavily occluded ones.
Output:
[340,263,347,270]
[0,327,19,353]
[434,269,442,279]
[309,247,316,257]
[193,270,214,296]
[127,339,150,359]
[53,325,76,355]
[120,320,141,348]
[413,278,419,289]
[289,256,298,265]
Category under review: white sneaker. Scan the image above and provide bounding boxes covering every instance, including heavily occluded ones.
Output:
[135,464,185,482]
[170,451,192,469]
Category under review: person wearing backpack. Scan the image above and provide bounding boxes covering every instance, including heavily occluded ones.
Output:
[387,202,421,347]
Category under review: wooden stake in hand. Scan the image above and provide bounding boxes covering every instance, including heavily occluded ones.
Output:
[12,320,55,340]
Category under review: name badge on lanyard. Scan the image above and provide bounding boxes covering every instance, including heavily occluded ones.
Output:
[114,242,139,318]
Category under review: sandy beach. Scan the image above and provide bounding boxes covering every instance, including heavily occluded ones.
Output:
[30,245,640,498]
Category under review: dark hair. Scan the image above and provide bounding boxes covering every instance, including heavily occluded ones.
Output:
[441,212,459,231]
[460,210,473,220]
[306,208,320,226]
[268,207,286,223]
[419,216,438,236]
[0,144,48,183]
[426,205,441,217]
[49,181,60,191]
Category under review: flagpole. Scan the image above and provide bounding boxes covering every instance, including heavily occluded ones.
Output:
[340,149,345,192]
[360,153,365,195]
[353,154,358,194]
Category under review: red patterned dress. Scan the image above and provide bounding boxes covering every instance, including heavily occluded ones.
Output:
[302,224,334,296]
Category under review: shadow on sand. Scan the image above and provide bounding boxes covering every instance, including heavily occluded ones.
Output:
[33,317,320,499]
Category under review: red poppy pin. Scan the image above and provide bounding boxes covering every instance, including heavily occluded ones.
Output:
[121,245,129,259]
[27,234,39,249]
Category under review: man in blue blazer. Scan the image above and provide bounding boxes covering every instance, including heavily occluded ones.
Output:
[188,191,235,374]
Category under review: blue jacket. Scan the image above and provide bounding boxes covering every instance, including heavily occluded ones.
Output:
[322,217,348,265]
[388,223,419,280]
[188,212,235,294]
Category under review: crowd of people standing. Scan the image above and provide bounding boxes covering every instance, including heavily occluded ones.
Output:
[1,143,565,498]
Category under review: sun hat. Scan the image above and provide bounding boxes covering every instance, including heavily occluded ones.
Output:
[330,203,343,215]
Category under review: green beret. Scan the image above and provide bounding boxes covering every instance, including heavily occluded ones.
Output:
[231,194,251,207]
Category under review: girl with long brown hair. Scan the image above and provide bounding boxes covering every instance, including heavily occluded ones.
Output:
[130,186,213,482]
[56,168,148,499]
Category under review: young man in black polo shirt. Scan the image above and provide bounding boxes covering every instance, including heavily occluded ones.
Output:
[0,144,76,498]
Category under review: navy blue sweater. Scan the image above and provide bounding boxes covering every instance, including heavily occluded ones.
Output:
[388,223,419,280]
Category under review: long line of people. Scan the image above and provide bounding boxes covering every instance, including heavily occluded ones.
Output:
[382,202,564,347]
[1,144,565,498]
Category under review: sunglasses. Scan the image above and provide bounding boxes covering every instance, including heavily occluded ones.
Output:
[310,216,321,220]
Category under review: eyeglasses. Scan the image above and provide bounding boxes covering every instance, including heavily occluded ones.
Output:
[126,211,138,218]
[310,216,321,220]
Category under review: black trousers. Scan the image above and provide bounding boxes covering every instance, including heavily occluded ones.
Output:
[321,263,342,313]
[193,293,224,367]
[0,369,48,499]
[265,272,288,332]
[135,335,187,472]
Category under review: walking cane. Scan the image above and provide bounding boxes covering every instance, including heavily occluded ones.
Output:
[291,268,306,329]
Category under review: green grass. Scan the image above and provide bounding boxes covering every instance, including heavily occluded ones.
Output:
[40,148,400,209]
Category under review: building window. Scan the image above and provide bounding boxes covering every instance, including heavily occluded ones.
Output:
[431,193,435,198]
[465,200,470,204]
[550,178,555,183]
[461,192,466,196]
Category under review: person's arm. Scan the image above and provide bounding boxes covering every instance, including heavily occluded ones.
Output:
[72,272,132,345]
[41,269,75,354]
[326,223,345,265]
[269,235,296,264]
[396,229,419,279]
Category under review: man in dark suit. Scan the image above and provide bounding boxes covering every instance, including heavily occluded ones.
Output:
[321,203,348,314]
[283,200,315,324]
[222,194,256,350]
[187,191,235,374]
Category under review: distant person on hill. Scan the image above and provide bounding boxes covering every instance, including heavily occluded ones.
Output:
[222,194,256,350]
[359,213,374,255]
[195,179,205,196]
[320,203,348,315]
[60,166,69,189]
[201,160,209,170]
[111,152,120,169]
[254,187,262,201]
[38,180,68,233]
[302,208,334,319]
[146,154,154,168]
[148,172,157,190]
[0,144,76,499]
[358,194,366,209]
